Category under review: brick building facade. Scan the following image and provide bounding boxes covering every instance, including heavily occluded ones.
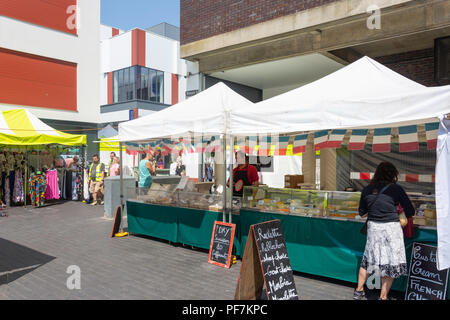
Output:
[181,0,450,95]
[181,0,339,45]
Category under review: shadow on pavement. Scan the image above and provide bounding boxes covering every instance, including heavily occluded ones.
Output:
[0,238,56,285]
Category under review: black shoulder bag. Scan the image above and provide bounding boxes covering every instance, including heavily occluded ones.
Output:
[360,184,391,236]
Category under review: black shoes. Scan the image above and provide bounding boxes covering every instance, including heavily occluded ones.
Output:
[353,289,366,300]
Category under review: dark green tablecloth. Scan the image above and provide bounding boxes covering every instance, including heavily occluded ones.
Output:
[239,209,440,293]
[126,201,443,295]
[126,201,241,254]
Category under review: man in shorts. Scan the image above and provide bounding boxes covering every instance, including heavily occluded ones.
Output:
[89,154,105,206]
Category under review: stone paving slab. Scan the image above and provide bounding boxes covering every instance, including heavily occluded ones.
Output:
[0,201,363,300]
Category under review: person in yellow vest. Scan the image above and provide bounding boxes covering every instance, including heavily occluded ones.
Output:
[89,154,105,206]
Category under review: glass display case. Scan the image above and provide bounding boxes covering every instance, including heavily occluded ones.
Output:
[242,186,437,227]
[327,191,361,219]
[242,186,328,217]
[408,193,436,227]
[128,181,241,213]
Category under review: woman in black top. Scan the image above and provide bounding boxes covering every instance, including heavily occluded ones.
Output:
[353,162,415,300]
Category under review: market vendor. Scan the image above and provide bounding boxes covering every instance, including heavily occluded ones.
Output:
[229,151,259,197]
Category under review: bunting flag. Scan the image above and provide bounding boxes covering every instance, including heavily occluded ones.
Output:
[292,134,308,154]
[351,172,435,183]
[425,122,439,150]
[398,125,419,152]
[248,136,258,155]
[347,129,368,150]
[372,128,392,153]
[258,136,271,156]
[326,129,347,149]
[194,137,209,153]
[314,130,329,151]
[269,136,278,156]
[161,139,174,156]
[235,136,246,153]
[276,136,290,156]
[205,135,220,153]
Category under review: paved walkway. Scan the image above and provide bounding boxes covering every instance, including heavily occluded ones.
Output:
[0,201,362,300]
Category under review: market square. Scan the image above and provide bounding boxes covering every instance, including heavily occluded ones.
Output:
[0,0,450,302]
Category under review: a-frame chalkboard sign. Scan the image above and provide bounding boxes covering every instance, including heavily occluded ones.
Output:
[208,221,236,268]
[234,219,299,300]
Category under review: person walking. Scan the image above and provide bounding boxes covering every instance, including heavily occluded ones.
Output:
[109,157,120,177]
[106,152,116,177]
[139,151,155,188]
[88,154,105,206]
[353,162,415,300]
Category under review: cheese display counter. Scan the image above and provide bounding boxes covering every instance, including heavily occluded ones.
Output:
[126,181,242,253]
[240,185,439,293]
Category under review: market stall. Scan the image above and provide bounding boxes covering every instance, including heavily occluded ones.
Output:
[119,57,450,295]
[118,82,253,250]
[229,56,450,292]
[0,108,87,207]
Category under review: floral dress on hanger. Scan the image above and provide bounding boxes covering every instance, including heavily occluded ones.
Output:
[29,173,47,207]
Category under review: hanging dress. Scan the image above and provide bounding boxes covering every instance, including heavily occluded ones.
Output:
[29,173,47,208]
[13,169,24,203]
[44,170,59,200]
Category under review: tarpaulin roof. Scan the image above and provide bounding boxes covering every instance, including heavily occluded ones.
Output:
[0,109,86,146]
[118,82,253,143]
[231,56,450,135]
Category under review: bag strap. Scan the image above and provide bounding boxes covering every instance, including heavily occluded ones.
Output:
[367,184,391,210]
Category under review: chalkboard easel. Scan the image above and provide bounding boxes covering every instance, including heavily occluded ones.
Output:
[234,219,299,300]
[208,221,236,268]
[110,205,122,238]
[405,242,449,300]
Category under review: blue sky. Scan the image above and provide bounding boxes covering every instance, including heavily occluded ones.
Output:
[101,0,180,30]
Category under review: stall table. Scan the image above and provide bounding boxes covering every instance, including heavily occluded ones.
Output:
[126,200,242,255]
[239,208,444,294]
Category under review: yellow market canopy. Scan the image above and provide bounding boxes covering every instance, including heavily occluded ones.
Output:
[99,136,125,152]
[0,109,86,146]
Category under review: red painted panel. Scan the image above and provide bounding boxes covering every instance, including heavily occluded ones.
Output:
[0,48,77,111]
[0,0,78,35]
[112,28,119,37]
[107,72,113,105]
[171,74,179,105]
[132,29,146,66]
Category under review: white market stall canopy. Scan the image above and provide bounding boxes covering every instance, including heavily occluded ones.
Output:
[118,82,254,143]
[231,56,450,135]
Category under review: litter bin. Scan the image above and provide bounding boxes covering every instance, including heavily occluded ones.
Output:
[104,176,136,219]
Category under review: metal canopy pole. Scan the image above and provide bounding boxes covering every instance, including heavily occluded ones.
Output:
[228,135,234,223]
[119,142,124,232]
[222,134,226,223]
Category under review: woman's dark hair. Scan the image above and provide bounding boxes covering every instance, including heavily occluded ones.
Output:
[370,162,399,186]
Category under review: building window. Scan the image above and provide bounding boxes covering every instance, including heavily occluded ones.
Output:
[113,66,164,103]
[435,36,450,83]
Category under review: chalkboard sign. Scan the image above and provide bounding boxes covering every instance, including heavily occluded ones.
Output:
[235,219,299,300]
[405,242,449,300]
[110,205,122,238]
[208,221,236,268]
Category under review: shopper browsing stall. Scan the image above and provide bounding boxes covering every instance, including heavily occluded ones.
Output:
[89,154,105,206]
[229,151,259,197]
[139,151,156,188]
[354,162,415,300]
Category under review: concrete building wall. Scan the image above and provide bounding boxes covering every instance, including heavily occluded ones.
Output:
[180,0,339,45]
[0,0,101,123]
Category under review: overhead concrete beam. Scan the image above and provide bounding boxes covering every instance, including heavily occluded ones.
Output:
[185,0,450,73]
[324,48,364,64]
[181,0,416,59]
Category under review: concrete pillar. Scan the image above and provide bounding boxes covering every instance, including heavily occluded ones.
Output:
[302,136,316,185]
[320,148,337,191]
